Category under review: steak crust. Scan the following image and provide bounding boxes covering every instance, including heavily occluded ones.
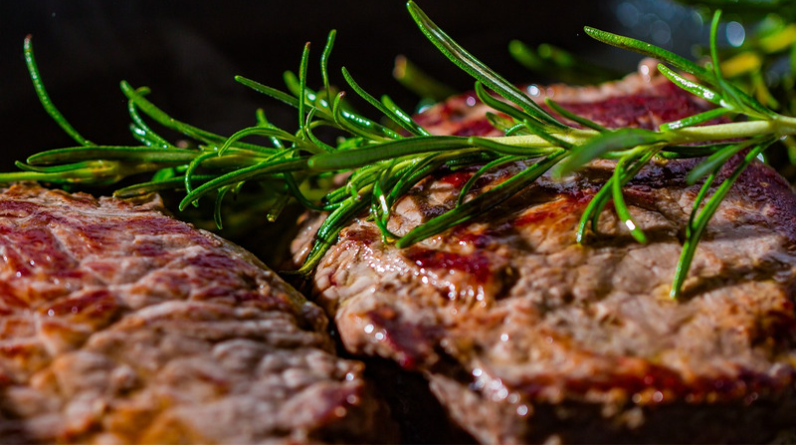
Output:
[294,65,796,443]
[0,183,392,444]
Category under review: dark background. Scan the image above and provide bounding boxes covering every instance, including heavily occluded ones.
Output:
[1,0,629,172]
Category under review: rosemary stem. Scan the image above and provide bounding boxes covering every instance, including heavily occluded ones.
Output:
[497,119,794,151]
[668,120,788,143]
[773,114,796,127]
[492,128,598,148]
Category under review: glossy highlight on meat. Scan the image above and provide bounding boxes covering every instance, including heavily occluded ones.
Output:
[0,183,392,444]
[294,66,796,443]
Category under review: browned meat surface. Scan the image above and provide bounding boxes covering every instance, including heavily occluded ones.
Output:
[293,65,796,443]
[0,183,392,444]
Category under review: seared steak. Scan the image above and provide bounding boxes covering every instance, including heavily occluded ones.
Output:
[293,64,796,443]
[0,183,392,444]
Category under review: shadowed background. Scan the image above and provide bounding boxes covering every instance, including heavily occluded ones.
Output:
[1,0,625,172]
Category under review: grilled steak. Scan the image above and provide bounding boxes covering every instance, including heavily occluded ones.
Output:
[0,183,392,444]
[293,64,796,443]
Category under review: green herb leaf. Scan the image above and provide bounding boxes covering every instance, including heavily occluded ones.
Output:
[660,108,733,131]
[558,128,666,176]
[407,1,564,129]
[341,67,426,137]
[396,149,566,247]
[24,36,94,147]
[670,139,775,298]
[308,136,469,170]
[584,26,713,81]
[545,98,607,132]
[611,156,647,244]
[686,138,758,184]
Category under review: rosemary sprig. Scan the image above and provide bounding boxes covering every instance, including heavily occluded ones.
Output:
[9,3,796,299]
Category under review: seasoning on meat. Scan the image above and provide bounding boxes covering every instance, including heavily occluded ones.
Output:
[293,64,796,443]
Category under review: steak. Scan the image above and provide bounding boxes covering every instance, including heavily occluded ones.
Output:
[293,63,796,443]
[0,183,393,444]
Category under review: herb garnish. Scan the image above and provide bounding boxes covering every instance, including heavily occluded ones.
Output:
[8,2,796,298]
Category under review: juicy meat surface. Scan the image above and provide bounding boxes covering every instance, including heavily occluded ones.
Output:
[0,183,391,444]
[293,64,796,443]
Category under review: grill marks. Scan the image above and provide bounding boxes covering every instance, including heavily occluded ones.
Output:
[0,183,393,444]
[298,69,796,443]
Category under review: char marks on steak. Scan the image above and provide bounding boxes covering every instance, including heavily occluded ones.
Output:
[293,65,796,443]
[0,183,392,444]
